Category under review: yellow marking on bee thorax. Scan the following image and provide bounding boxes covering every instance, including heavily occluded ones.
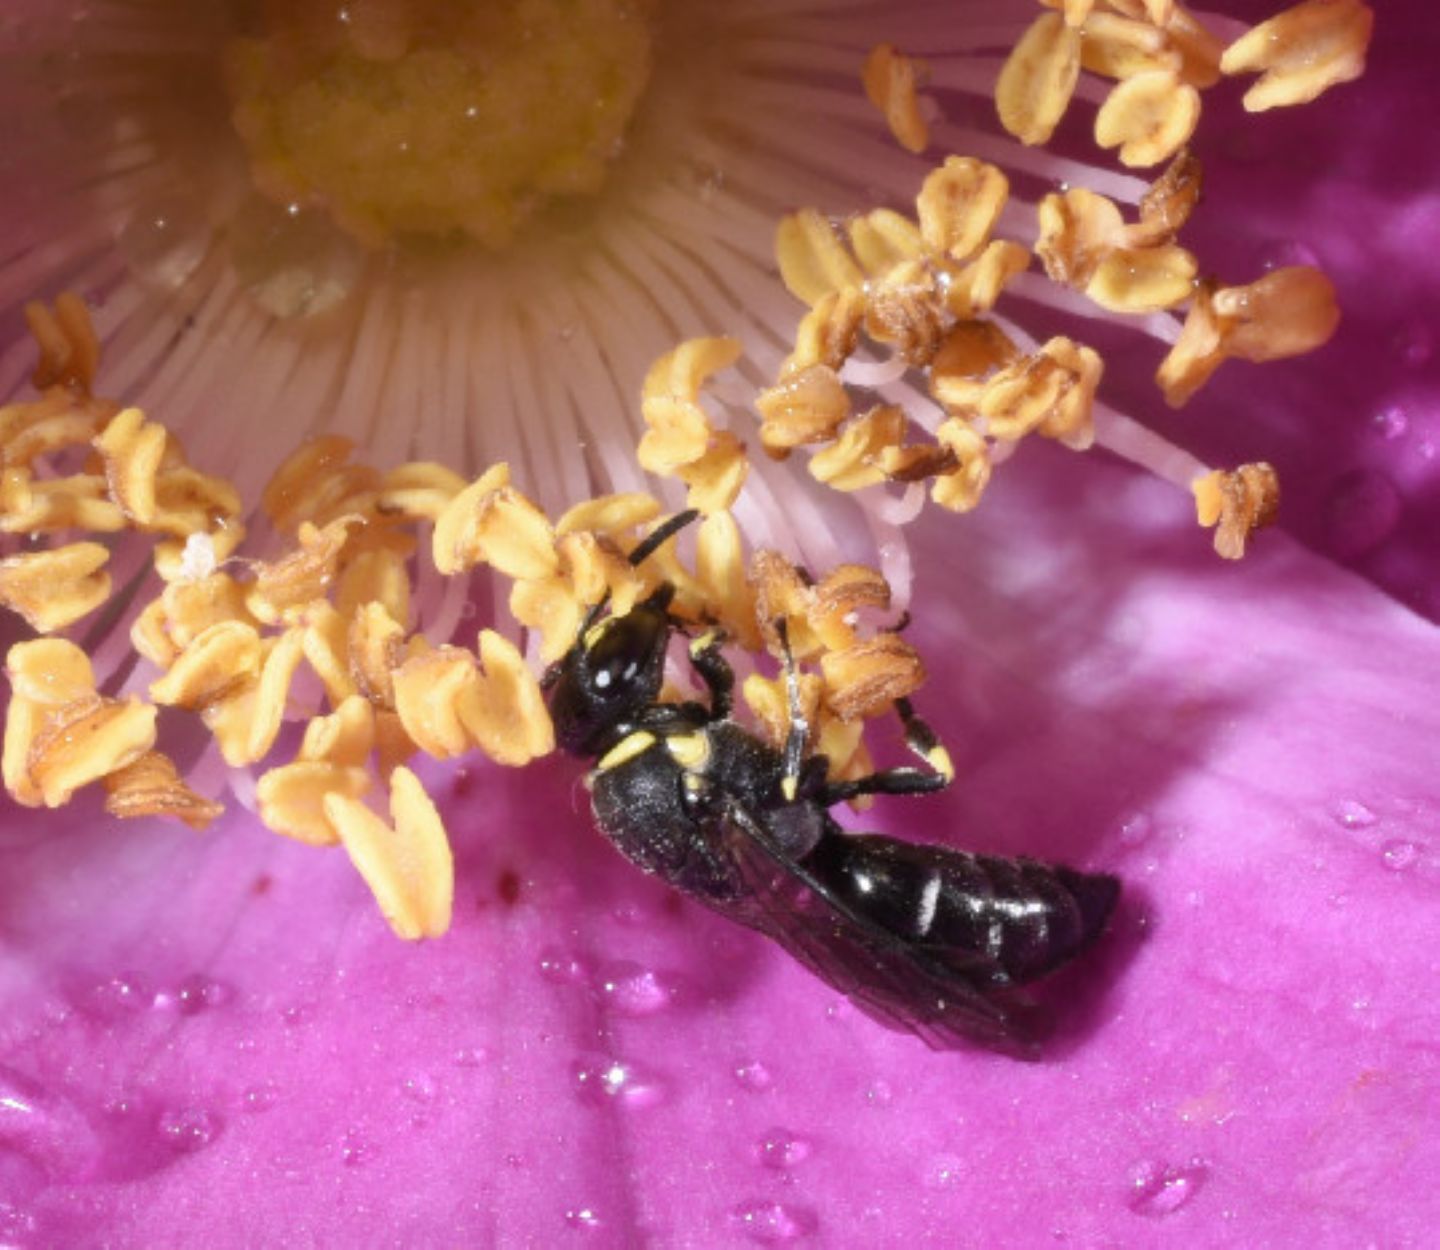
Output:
[596,730,656,774]
[665,731,710,772]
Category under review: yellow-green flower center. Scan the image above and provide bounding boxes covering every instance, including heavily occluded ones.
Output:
[224,0,658,248]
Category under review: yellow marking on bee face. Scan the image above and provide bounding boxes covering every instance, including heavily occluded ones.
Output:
[689,629,720,657]
[583,621,609,652]
[596,731,656,773]
[927,746,955,783]
[781,776,798,802]
[665,732,710,771]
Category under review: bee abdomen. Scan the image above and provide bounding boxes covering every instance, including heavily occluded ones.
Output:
[803,832,1119,987]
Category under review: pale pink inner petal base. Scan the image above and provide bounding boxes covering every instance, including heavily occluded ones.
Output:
[2,439,1437,1247]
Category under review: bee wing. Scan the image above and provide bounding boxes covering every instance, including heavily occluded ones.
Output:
[713,798,1038,1056]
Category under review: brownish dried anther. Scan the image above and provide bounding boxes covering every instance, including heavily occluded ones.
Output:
[744,551,923,790]
[1193,462,1280,559]
[769,155,1055,509]
[757,364,853,459]
[24,292,100,393]
[105,751,225,831]
[4,639,157,809]
[1036,153,1201,312]
[980,337,1105,450]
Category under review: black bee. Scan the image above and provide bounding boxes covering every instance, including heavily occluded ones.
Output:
[544,511,1119,1054]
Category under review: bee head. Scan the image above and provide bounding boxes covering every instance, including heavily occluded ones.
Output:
[543,508,699,757]
[545,592,672,756]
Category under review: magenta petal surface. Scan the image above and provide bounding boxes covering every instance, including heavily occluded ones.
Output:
[3,441,1438,1248]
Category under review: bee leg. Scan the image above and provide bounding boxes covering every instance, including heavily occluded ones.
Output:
[686,628,733,720]
[775,619,810,803]
[894,697,954,781]
[817,697,954,806]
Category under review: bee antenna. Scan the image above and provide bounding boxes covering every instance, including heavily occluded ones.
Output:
[627,509,700,568]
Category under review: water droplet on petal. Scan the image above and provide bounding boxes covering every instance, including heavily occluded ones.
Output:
[734,1060,774,1093]
[1370,405,1409,441]
[571,1056,666,1110]
[157,1106,220,1153]
[1256,237,1319,271]
[89,972,153,1020]
[923,1153,966,1189]
[729,1199,817,1244]
[453,1046,490,1068]
[400,1072,437,1103]
[595,962,674,1017]
[229,194,365,320]
[564,1206,603,1231]
[1381,839,1420,871]
[241,1083,279,1114]
[117,195,212,290]
[1324,471,1402,559]
[1331,800,1377,829]
[754,1128,813,1171]
[1392,321,1433,368]
[340,1131,373,1167]
[1118,813,1154,847]
[177,975,233,1015]
[539,947,591,986]
[1125,1158,1208,1217]
[0,1066,102,1181]
[865,1080,894,1107]
[0,1198,37,1242]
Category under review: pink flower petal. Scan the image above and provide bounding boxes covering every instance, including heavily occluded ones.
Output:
[0,3,1436,1247]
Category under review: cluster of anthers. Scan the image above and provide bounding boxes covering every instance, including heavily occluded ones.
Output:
[0,300,920,938]
[866,0,1373,163]
[0,0,1372,939]
[804,0,1370,556]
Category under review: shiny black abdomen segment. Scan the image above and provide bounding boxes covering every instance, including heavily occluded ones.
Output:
[802,831,1120,987]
